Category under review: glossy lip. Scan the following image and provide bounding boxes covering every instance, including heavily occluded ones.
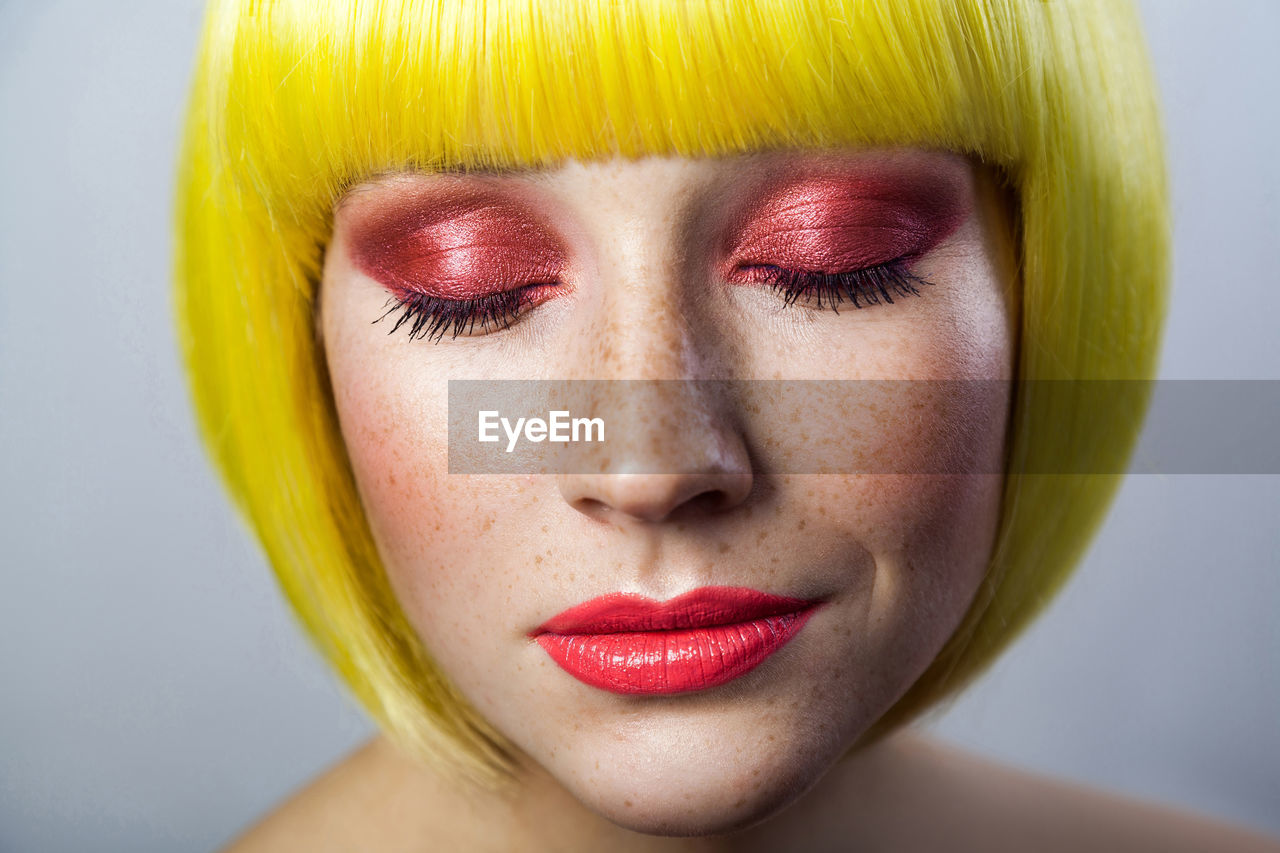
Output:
[531,586,823,695]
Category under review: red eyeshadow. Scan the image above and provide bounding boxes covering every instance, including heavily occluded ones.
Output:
[345,190,566,300]
[722,166,971,278]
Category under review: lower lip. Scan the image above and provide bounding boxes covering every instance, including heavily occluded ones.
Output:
[534,607,819,695]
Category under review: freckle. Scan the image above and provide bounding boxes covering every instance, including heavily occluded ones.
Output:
[535,555,543,565]
[481,516,493,532]
[797,519,806,530]
[734,798,746,808]
[542,525,548,533]
[718,542,730,554]
[624,800,633,808]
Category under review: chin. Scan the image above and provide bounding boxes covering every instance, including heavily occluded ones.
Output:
[548,711,845,838]
[577,766,814,838]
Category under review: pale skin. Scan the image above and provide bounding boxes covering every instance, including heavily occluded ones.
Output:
[225,151,1280,851]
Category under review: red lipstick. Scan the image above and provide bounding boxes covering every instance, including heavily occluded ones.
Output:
[532,586,821,695]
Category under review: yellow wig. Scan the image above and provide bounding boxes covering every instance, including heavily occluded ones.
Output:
[174,0,1169,781]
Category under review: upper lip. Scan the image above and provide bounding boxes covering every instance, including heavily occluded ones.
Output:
[531,585,820,636]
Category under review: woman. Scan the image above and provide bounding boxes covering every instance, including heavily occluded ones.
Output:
[174,0,1278,849]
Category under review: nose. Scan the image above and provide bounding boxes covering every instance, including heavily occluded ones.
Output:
[552,159,755,523]
[555,382,755,523]
[560,469,753,524]
[552,278,754,525]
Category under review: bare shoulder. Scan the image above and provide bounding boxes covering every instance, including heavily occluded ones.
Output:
[894,731,1280,853]
[219,736,452,853]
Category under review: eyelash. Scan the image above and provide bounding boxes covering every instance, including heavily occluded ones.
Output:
[745,260,934,313]
[374,260,932,343]
[374,287,542,344]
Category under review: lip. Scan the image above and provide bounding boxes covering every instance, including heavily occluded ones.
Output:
[531,586,823,695]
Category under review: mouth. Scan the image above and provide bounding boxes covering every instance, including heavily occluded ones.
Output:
[530,586,823,695]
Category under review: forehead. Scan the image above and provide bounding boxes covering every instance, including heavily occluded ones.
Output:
[334,149,976,215]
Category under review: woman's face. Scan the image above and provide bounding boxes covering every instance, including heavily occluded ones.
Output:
[319,149,1017,835]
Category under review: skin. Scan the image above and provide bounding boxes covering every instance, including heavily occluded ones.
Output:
[225,151,1280,851]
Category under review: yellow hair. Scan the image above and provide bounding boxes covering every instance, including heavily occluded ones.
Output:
[174,0,1169,781]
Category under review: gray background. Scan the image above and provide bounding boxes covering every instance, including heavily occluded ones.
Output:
[1,1,1276,850]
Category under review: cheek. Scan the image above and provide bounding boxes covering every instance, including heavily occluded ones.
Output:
[324,338,462,602]
[746,308,1011,679]
[779,467,1003,730]
[864,472,1004,612]
[327,344,551,671]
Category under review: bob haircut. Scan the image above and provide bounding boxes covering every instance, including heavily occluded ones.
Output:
[175,0,1169,782]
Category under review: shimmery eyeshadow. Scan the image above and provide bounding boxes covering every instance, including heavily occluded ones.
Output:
[722,164,971,277]
[345,190,566,300]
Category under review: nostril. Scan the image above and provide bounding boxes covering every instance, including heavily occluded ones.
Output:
[682,486,735,515]
[570,496,611,519]
[559,469,754,525]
